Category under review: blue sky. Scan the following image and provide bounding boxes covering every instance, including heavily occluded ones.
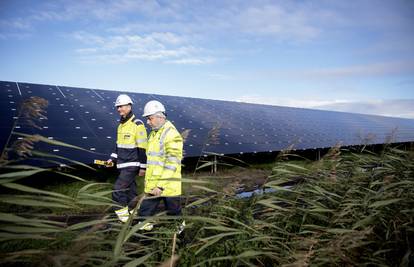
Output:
[1,0,414,118]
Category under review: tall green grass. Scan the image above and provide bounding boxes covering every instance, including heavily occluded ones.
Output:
[1,139,413,266]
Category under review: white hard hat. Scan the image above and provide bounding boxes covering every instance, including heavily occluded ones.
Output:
[115,94,133,107]
[142,100,166,117]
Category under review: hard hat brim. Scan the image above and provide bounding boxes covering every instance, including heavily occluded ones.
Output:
[142,111,153,117]
[115,103,132,107]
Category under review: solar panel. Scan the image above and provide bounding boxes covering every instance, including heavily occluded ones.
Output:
[1,80,414,167]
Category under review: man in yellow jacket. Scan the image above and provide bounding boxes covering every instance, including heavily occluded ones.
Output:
[108,94,148,223]
[138,100,183,225]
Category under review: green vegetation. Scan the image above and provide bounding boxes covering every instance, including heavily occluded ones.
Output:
[1,139,413,266]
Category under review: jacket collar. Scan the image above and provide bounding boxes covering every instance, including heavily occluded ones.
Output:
[153,120,169,132]
[120,112,134,124]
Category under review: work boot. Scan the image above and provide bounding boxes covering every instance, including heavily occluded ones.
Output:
[137,221,154,231]
[115,206,129,223]
[177,220,186,234]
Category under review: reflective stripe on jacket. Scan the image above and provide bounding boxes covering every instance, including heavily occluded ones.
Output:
[111,113,148,169]
[145,120,183,196]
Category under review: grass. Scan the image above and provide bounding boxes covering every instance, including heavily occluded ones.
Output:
[1,140,413,266]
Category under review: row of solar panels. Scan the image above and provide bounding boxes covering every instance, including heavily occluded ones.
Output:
[1,80,414,166]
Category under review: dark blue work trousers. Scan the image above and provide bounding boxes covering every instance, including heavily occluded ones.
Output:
[112,167,139,210]
[139,196,182,217]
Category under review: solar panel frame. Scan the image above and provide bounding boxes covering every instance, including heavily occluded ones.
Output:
[1,80,414,167]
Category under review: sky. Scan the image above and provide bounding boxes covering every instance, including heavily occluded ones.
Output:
[1,0,414,118]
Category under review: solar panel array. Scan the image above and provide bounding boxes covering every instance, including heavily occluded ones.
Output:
[1,80,414,166]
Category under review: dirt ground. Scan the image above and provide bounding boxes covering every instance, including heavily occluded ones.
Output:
[188,167,272,195]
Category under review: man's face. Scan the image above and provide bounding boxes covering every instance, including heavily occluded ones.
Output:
[117,104,131,117]
[146,115,163,129]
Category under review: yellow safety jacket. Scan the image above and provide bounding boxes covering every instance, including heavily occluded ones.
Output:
[110,113,148,169]
[145,120,183,196]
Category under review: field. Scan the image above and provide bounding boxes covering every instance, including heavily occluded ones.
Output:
[0,143,413,266]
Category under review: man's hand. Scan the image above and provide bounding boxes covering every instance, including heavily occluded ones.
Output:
[138,169,146,177]
[150,187,163,196]
[106,159,114,167]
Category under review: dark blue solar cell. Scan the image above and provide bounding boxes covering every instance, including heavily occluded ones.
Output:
[1,81,414,167]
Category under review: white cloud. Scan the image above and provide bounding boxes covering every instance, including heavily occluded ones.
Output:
[75,48,98,54]
[165,57,215,65]
[236,95,350,109]
[0,0,167,40]
[0,18,32,30]
[71,31,105,45]
[0,32,32,40]
[208,73,234,80]
[3,0,414,74]
[314,99,414,119]
[302,61,414,79]
[3,0,414,48]
[246,60,414,82]
[149,32,186,45]
[235,95,414,119]
[236,4,321,41]
[31,0,163,21]
[0,17,33,39]
[70,31,213,64]
[104,1,325,43]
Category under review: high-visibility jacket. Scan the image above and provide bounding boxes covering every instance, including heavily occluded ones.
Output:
[110,113,148,169]
[145,120,183,196]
